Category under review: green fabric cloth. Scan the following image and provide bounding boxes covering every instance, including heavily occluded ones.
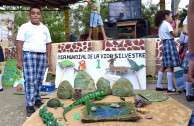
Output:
[91,0,100,14]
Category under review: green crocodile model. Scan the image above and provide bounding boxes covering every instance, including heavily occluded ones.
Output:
[63,90,107,122]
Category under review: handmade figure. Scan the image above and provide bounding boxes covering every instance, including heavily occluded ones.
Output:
[105,58,129,86]
[7,20,16,47]
[128,59,145,91]
[74,60,86,73]
[58,60,75,83]
[79,60,86,71]
[72,88,82,101]
[63,91,107,124]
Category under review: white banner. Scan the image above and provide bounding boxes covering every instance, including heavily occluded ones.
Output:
[55,50,146,90]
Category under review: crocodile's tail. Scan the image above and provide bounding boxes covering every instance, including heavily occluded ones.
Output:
[63,99,83,121]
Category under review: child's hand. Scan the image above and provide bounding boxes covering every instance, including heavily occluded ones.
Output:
[175,19,181,25]
[17,61,23,70]
[92,7,98,10]
[47,59,52,67]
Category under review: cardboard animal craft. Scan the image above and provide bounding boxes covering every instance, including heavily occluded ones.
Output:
[106,58,129,74]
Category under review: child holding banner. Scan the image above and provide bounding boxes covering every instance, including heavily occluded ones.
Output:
[154,10,181,93]
[16,5,51,117]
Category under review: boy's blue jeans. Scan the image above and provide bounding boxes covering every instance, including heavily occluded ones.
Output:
[22,51,47,107]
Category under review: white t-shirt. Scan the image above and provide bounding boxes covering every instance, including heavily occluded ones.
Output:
[17,21,52,53]
[158,20,174,40]
[183,16,187,25]
[180,31,188,44]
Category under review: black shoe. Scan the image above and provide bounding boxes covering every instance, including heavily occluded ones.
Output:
[167,89,181,93]
[0,88,3,91]
[35,100,44,108]
[186,95,194,101]
[26,106,35,117]
[156,87,167,91]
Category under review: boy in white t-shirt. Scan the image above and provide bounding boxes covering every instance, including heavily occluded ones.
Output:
[16,5,52,117]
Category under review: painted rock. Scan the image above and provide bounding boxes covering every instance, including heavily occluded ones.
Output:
[112,77,136,97]
[57,80,72,99]
[96,77,112,95]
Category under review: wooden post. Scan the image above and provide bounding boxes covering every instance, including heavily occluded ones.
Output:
[93,27,98,40]
[160,0,165,10]
[65,8,70,42]
[112,71,117,87]
[59,68,66,84]
[135,71,142,91]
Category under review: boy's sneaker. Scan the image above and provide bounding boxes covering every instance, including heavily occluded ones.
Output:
[26,106,35,117]
[35,100,44,108]
[0,88,3,91]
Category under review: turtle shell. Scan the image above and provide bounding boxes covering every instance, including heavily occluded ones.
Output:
[47,98,61,108]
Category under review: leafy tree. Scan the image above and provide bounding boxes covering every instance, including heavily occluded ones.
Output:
[1,6,66,43]
[178,8,187,26]
[141,1,159,29]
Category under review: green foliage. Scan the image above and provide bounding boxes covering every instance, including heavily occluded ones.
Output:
[1,6,66,43]
[178,9,187,26]
[41,10,66,43]
[141,1,159,29]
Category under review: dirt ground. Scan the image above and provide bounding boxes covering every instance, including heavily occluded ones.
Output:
[0,85,193,126]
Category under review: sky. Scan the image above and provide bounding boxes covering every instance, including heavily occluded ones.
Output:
[142,0,189,10]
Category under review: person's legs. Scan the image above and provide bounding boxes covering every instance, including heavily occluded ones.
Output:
[186,69,194,101]
[87,12,97,41]
[96,14,111,40]
[167,67,174,91]
[188,105,194,126]
[156,67,167,91]
[183,70,188,91]
[87,27,93,41]
[23,52,37,117]
[100,25,111,40]
[34,53,47,108]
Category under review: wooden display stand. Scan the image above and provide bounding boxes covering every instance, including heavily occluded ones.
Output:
[117,21,137,39]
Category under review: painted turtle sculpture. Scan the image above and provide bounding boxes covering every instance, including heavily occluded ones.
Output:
[47,98,62,108]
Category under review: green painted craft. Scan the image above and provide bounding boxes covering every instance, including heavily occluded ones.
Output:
[73,113,80,120]
[47,98,61,108]
[128,59,145,71]
[96,77,112,95]
[63,90,107,122]
[136,90,169,102]
[57,80,72,99]
[74,71,96,95]
[112,77,136,97]
[58,60,75,69]
[39,108,59,126]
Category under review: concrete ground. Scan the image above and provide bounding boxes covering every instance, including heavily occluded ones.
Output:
[0,85,193,126]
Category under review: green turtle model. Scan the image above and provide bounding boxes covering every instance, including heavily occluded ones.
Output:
[58,60,75,69]
[47,98,62,108]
